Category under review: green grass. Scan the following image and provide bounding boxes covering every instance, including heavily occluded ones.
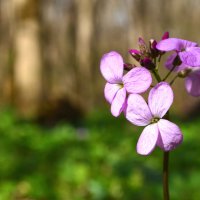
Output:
[0,108,199,200]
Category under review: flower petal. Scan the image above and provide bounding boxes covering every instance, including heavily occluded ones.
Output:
[148,82,173,118]
[111,88,126,117]
[126,94,152,126]
[156,38,197,52]
[100,51,123,83]
[104,83,121,103]
[165,53,189,72]
[157,119,183,151]
[185,70,200,97]
[123,67,152,94]
[179,47,200,66]
[136,124,159,155]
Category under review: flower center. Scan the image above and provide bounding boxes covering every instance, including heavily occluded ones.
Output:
[118,83,124,88]
[180,47,185,52]
[151,117,160,124]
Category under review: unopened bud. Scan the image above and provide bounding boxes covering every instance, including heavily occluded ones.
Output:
[150,39,157,50]
[124,63,135,71]
[178,68,192,78]
[138,37,146,45]
[150,39,159,58]
[129,49,141,61]
[162,32,169,40]
[141,58,155,70]
[138,37,148,54]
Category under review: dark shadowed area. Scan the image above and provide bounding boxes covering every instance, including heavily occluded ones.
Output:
[0,0,199,199]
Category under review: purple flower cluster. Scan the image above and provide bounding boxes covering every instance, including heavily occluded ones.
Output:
[100,32,200,155]
[157,38,200,96]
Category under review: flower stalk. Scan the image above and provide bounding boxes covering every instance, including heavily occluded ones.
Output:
[163,111,170,200]
[163,151,169,200]
[152,69,162,82]
[163,64,177,81]
[170,74,179,85]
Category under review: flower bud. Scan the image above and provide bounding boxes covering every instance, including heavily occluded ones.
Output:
[162,32,169,40]
[178,68,192,78]
[128,49,141,61]
[141,57,155,70]
[124,63,135,71]
[138,37,148,54]
[150,39,157,50]
[149,39,159,58]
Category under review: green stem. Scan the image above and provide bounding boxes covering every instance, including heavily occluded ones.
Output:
[170,74,179,85]
[156,55,162,70]
[163,151,170,200]
[154,57,157,68]
[163,111,170,200]
[152,69,162,82]
[163,65,177,81]
[158,54,162,62]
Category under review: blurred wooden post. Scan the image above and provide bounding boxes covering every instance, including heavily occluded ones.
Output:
[127,0,146,54]
[75,0,93,111]
[12,0,42,118]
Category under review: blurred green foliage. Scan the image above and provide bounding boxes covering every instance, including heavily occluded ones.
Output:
[0,108,199,200]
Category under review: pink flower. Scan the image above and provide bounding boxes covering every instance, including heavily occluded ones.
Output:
[126,82,183,155]
[166,53,200,96]
[156,38,200,66]
[100,51,152,117]
[185,67,200,97]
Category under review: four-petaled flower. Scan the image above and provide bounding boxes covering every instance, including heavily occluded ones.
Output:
[100,51,152,117]
[126,82,183,155]
[156,38,200,66]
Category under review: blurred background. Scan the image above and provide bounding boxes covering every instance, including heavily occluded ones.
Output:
[0,0,200,199]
